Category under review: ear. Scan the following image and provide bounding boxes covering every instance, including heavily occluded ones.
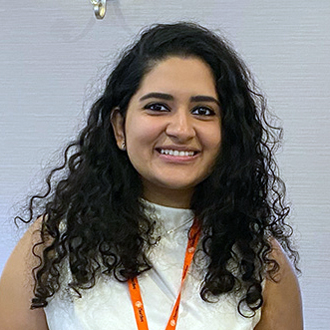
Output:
[110,108,126,150]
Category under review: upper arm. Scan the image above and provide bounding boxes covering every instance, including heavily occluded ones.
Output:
[0,219,49,330]
[254,239,303,330]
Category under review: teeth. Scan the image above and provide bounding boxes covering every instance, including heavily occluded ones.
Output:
[160,149,195,156]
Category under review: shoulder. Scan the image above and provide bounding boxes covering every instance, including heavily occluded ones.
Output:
[254,238,303,330]
[0,217,49,330]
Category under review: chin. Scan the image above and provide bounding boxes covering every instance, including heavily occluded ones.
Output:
[157,180,199,191]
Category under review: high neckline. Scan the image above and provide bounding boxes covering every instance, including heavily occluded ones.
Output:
[141,199,194,234]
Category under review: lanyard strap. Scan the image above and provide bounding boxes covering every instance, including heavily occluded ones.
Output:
[128,218,201,330]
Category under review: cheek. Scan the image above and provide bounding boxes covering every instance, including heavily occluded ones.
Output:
[202,125,222,151]
[126,118,163,146]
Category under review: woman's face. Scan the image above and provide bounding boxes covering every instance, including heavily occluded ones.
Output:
[112,56,221,207]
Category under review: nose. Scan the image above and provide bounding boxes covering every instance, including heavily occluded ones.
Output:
[165,109,196,142]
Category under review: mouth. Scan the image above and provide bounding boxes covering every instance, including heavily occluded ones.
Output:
[156,148,199,157]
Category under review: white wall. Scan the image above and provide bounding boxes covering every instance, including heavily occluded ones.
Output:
[1,1,329,328]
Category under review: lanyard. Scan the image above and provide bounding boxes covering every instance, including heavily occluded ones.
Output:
[128,218,201,330]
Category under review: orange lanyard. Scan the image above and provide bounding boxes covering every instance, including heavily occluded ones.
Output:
[128,218,201,330]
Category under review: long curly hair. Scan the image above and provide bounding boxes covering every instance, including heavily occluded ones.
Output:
[18,22,298,315]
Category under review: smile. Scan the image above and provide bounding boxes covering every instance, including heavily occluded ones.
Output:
[159,149,196,156]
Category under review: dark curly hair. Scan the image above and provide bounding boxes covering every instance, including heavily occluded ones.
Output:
[18,22,298,316]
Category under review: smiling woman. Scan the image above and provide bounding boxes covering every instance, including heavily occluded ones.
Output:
[111,56,222,207]
[0,22,303,330]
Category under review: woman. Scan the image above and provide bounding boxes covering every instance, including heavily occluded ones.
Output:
[0,22,303,329]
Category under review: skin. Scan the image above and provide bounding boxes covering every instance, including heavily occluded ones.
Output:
[0,56,303,329]
[254,239,303,329]
[0,219,49,330]
[112,56,222,208]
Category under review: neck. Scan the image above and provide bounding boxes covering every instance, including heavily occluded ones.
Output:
[142,187,193,209]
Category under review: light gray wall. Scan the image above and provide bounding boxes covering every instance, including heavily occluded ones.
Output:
[1,1,329,328]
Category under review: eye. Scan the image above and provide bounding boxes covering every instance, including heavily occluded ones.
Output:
[144,103,169,112]
[191,106,215,116]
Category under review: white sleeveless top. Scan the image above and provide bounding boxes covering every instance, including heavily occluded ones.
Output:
[44,201,261,329]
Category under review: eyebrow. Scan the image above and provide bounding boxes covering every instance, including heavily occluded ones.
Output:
[139,92,220,106]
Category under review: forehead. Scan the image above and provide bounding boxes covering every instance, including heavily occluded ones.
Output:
[136,56,218,98]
